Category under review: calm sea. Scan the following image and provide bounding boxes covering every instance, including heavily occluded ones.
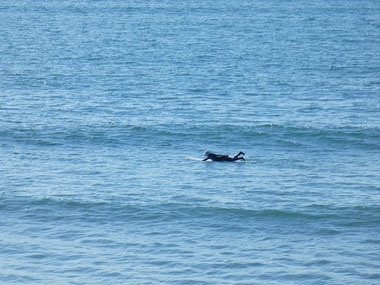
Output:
[1,0,380,284]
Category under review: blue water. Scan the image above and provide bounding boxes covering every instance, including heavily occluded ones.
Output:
[1,0,380,284]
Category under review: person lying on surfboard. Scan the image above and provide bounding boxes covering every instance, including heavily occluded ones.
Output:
[203,151,245,162]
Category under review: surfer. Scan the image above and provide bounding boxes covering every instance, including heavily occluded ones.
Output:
[203,151,245,162]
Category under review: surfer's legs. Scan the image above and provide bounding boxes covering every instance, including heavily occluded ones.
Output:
[232,157,245,161]
[233,152,245,159]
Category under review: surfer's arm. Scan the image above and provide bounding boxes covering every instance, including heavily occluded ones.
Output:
[203,157,210,161]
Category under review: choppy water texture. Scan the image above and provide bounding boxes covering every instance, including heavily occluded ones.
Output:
[1,0,380,284]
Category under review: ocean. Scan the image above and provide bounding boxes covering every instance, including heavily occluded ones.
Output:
[1,0,380,284]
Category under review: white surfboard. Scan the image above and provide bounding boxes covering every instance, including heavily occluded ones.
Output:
[186,157,211,162]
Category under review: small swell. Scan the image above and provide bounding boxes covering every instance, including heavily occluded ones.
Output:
[2,121,378,152]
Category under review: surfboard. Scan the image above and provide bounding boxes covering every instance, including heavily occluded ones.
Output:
[187,157,211,162]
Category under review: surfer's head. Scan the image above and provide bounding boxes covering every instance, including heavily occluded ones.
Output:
[204,151,211,156]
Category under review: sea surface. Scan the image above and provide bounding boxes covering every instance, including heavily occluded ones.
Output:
[1,0,380,284]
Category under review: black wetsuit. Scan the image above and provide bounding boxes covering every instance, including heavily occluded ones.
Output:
[203,152,245,162]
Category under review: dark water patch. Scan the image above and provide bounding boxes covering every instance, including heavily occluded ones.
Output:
[368,273,380,280]
[26,253,48,260]
[79,238,121,249]
[0,274,41,284]
[275,272,332,283]
[314,227,342,236]
[304,259,332,267]
[362,239,380,245]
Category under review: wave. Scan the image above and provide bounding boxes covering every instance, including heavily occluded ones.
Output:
[169,203,380,227]
[3,196,380,228]
[1,121,379,151]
